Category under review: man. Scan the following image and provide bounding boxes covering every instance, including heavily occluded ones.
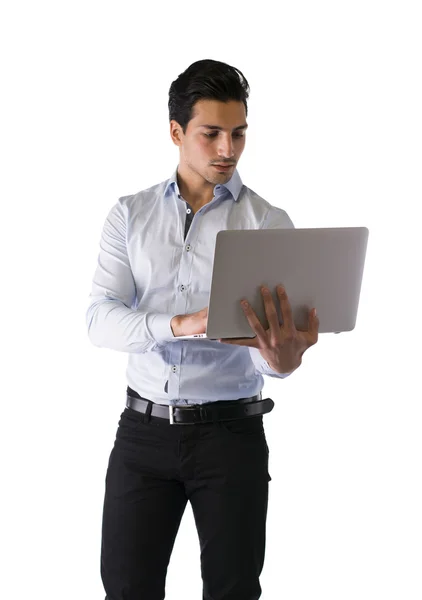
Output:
[86,58,318,600]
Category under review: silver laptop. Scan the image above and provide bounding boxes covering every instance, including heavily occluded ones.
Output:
[177,227,369,340]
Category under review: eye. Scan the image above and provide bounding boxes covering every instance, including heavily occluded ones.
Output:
[204,132,245,138]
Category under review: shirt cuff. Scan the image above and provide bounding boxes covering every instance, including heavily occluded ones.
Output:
[261,359,293,379]
[146,313,180,344]
[248,346,294,379]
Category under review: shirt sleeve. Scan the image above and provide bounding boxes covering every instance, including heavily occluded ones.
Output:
[85,198,179,353]
[247,203,296,378]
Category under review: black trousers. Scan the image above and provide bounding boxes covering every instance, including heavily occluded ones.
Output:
[101,403,272,600]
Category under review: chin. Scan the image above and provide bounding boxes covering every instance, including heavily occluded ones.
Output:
[208,167,231,179]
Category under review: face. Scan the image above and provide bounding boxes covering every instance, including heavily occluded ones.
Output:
[170,99,247,190]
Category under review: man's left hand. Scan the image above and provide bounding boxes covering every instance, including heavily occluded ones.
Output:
[218,285,319,374]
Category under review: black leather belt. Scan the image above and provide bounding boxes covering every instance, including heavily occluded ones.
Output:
[126,392,275,425]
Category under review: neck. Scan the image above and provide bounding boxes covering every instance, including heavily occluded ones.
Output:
[176,165,215,207]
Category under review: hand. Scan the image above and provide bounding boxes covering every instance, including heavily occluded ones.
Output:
[218,285,319,374]
[171,307,208,337]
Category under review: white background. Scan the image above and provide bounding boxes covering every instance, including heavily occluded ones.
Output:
[1,1,421,598]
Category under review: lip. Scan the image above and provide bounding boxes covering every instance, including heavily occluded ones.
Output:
[213,164,234,170]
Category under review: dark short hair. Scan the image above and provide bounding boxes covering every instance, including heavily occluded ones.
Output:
[168,59,250,134]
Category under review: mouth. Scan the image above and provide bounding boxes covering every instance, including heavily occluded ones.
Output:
[213,164,234,171]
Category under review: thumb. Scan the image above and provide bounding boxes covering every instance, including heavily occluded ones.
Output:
[309,308,319,335]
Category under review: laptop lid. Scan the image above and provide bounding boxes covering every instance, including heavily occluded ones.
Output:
[204,227,369,339]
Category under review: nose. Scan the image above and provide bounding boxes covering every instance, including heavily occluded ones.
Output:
[217,134,235,159]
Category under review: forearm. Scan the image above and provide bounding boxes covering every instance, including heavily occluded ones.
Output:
[86,296,178,353]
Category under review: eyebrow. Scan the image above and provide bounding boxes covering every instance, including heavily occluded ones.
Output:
[199,123,248,131]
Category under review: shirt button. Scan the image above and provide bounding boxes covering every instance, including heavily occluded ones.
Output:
[186,208,191,214]
[172,366,177,373]
[186,245,191,252]
[180,285,186,292]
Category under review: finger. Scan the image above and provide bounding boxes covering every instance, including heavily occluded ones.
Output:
[277,285,296,335]
[308,308,319,343]
[241,300,268,342]
[261,287,282,341]
[219,336,258,347]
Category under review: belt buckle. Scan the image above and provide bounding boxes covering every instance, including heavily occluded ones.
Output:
[169,404,198,425]
[169,405,190,425]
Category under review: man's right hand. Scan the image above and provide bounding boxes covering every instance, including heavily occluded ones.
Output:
[170,307,208,337]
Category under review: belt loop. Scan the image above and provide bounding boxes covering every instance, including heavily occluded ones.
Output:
[142,400,153,423]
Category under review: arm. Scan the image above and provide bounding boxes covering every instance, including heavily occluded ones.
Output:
[85,198,179,353]
[247,205,296,377]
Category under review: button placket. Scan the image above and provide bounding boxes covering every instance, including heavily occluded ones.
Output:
[170,191,197,399]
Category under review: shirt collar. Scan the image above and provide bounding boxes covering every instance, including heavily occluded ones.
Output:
[164,165,243,202]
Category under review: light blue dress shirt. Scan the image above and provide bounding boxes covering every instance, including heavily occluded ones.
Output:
[86,166,295,406]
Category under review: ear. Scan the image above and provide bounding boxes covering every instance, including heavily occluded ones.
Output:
[170,120,183,147]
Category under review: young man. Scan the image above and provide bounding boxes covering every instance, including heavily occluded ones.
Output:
[86,58,318,600]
